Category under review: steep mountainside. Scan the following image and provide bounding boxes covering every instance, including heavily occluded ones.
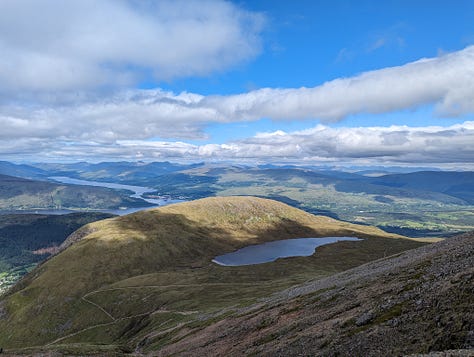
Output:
[0,174,149,211]
[0,212,115,294]
[156,232,473,357]
[0,197,426,354]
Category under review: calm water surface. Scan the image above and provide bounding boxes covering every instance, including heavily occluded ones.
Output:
[212,237,362,266]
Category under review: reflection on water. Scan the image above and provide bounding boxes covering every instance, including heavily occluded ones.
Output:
[212,237,362,266]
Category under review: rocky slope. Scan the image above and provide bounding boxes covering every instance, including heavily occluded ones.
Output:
[156,232,473,357]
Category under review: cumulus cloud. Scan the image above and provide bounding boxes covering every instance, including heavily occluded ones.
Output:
[0,89,215,141]
[204,45,474,121]
[0,0,263,97]
[2,46,473,144]
[3,122,473,167]
[192,122,474,165]
[1,30,474,166]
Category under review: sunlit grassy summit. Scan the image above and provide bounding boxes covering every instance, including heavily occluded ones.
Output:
[0,196,426,353]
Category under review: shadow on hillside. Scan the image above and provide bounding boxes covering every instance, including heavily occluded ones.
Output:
[111,210,331,253]
[250,217,326,241]
[253,194,341,220]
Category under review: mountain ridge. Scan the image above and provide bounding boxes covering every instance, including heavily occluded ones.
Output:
[1,160,473,237]
[153,231,474,356]
[0,196,427,353]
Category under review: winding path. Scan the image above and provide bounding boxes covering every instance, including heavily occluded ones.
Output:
[46,282,262,346]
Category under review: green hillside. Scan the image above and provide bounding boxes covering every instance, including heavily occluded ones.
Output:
[0,196,427,354]
[0,212,115,294]
[0,174,149,211]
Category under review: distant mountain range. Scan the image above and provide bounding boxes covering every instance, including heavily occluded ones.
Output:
[1,160,472,202]
[0,161,47,179]
[0,160,204,182]
[368,171,474,204]
[1,160,473,236]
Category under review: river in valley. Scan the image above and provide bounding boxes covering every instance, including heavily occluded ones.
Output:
[212,237,362,266]
[49,176,185,215]
[0,177,184,216]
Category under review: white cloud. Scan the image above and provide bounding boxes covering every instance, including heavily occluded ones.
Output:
[1,29,474,166]
[0,0,263,96]
[1,45,474,144]
[196,122,474,165]
[0,89,215,141]
[3,122,473,167]
[204,45,474,121]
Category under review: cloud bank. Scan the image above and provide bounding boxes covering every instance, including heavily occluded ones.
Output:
[204,45,474,121]
[1,46,473,144]
[0,0,263,96]
[2,122,473,167]
[0,0,473,167]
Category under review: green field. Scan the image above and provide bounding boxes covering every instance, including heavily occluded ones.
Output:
[207,170,474,236]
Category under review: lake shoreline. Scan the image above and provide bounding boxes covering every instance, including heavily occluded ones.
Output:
[212,237,362,266]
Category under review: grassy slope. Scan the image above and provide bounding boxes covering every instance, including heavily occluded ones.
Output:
[156,232,474,357]
[0,197,427,353]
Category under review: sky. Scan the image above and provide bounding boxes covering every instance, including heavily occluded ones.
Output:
[0,0,474,168]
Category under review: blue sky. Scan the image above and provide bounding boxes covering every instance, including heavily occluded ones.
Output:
[165,0,474,142]
[0,0,473,167]
[159,0,473,93]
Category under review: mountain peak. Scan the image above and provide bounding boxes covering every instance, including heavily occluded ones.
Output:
[0,196,426,353]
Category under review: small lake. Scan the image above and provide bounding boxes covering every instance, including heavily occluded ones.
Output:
[212,237,362,266]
